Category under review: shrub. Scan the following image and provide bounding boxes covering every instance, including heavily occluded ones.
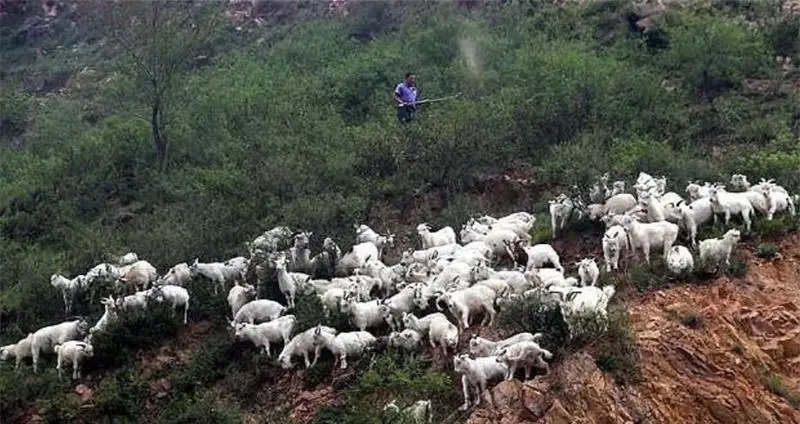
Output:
[592,307,641,384]
[311,351,459,424]
[763,371,800,410]
[497,293,571,360]
[0,85,34,139]
[755,242,779,259]
[679,312,704,329]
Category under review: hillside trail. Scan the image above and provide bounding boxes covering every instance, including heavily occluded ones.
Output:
[467,233,800,424]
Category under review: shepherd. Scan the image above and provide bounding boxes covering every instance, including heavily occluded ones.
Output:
[394,72,418,123]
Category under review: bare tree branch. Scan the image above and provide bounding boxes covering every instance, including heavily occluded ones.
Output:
[93,0,225,171]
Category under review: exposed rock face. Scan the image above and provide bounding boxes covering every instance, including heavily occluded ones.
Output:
[469,234,800,423]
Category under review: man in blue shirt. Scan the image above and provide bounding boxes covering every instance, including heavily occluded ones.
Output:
[394,72,418,123]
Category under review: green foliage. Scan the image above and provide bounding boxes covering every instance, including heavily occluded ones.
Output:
[766,15,800,57]
[763,371,800,409]
[312,352,459,424]
[593,307,641,384]
[0,84,34,139]
[0,1,797,421]
[734,127,800,193]
[497,294,571,360]
[658,13,772,100]
[499,295,641,385]
[755,242,780,259]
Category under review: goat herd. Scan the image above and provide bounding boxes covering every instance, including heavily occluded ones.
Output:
[0,171,793,420]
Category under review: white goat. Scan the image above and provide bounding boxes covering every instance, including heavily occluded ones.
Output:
[87,295,118,340]
[401,244,462,266]
[468,332,543,357]
[469,262,530,294]
[50,274,88,316]
[117,260,158,294]
[666,245,694,276]
[762,183,796,220]
[496,341,553,381]
[157,262,192,287]
[338,242,379,275]
[233,299,286,324]
[116,252,139,266]
[618,214,679,264]
[708,186,754,231]
[227,283,256,318]
[311,325,377,369]
[189,259,235,296]
[355,224,381,244]
[549,194,580,237]
[611,180,626,196]
[116,288,153,312]
[639,190,666,222]
[30,319,90,373]
[383,399,433,424]
[232,314,296,356]
[453,354,508,411]
[586,193,637,221]
[577,258,599,286]
[149,284,190,324]
[273,253,311,309]
[698,229,741,272]
[340,295,385,332]
[277,325,336,369]
[380,284,421,330]
[401,312,458,355]
[388,329,424,357]
[557,285,616,334]
[0,333,33,369]
[416,223,457,249]
[589,173,611,203]
[54,340,94,379]
[523,244,564,273]
[437,285,497,330]
[685,181,713,201]
[664,198,715,247]
[602,224,630,272]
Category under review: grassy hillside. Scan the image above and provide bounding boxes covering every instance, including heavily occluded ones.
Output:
[2,0,800,422]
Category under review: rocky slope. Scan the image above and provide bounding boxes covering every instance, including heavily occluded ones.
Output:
[469,234,800,424]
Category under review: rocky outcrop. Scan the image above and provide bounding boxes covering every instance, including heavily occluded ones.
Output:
[469,234,800,423]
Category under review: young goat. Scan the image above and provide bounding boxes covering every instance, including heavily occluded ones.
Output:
[416,223,457,249]
[50,274,88,316]
[576,258,599,286]
[311,325,377,369]
[666,245,694,276]
[54,340,94,380]
[496,340,553,381]
[698,229,741,272]
[468,332,543,357]
[453,354,508,411]
[233,315,296,357]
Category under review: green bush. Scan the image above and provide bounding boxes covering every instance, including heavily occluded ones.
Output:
[593,307,641,384]
[311,352,459,424]
[0,2,796,421]
[0,85,34,139]
[755,242,779,259]
[497,294,571,360]
[658,13,773,101]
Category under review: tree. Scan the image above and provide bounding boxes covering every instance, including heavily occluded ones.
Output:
[101,0,223,171]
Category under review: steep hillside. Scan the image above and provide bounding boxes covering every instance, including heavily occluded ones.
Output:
[4,0,800,423]
[470,233,800,424]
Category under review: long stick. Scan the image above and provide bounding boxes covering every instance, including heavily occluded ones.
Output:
[400,92,462,107]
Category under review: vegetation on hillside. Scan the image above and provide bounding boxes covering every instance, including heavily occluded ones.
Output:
[2,0,800,422]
